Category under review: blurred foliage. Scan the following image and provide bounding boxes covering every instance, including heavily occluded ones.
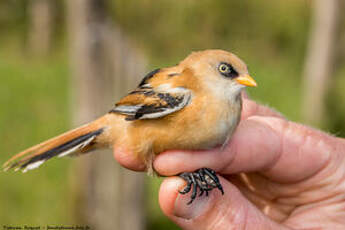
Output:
[0,0,345,229]
[0,1,27,38]
[0,0,65,52]
[0,40,71,223]
[110,0,311,122]
[327,67,345,136]
[110,0,309,66]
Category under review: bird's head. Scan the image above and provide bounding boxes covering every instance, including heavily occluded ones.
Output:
[180,49,257,99]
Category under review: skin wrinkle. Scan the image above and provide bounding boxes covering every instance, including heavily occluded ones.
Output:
[276,138,332,195]
[289,192,345,219]
[274,144,344,226]
[305,168,345,206]
[258,117,285,173]
[259,118,331,183]
[115,96,345,229]
[242,206,248,230]
[330,197,345,225]
[284,198,345,229]
[232,175,295,220]
[220,137,238,173]
[300,128,332,165]
[282,140,340,201]
[330,141,345,189]
[285,201,343,229]
[288,125,329,182]
[303,149,334,191]
[155,112,343,228]
[207,194,247,230]
[223,118,343,226]
[333,164,345,190]
[284,160,332,200]
[223,117,281,175]
[261,152,333,207]
[180,189,219,227]
[273,183,332,208]
[248,184,295,221]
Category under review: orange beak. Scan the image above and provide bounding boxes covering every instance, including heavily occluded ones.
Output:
[235,74,257,87]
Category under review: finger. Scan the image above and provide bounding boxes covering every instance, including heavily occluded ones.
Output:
[241,98,285,120]
[159,176,288,230]
[113,144,146,171]
[154,116,332,183]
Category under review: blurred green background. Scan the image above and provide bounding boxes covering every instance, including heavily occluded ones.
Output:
[0,0,344,229]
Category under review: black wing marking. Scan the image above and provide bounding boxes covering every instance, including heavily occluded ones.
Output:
[138,68,160,87]
[127,92,188,120]
[110,88,191,121]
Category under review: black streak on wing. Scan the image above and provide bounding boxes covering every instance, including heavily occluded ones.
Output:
[19,128,104,169]
[157,93,184,107]
[125,93,185,121]
[133,105,165,120]
[138,68,160,86]
[128,90,155,96]
[168,73,180,77]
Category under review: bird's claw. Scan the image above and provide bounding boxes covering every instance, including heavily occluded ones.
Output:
[178,168,224,205]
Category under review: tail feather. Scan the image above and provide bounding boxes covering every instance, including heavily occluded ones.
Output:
[3,123,105,172]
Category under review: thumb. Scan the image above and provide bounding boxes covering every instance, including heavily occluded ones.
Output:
[159,177,288,230]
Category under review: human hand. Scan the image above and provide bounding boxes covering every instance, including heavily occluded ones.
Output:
[152,98,345,229]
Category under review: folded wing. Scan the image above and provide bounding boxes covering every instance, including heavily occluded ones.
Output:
[110,69,192,121]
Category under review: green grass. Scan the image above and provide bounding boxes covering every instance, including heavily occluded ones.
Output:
[0,44,72,224]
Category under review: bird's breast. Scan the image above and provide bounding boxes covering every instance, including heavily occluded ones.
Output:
[123,93,242,164]
[156,95,240,151]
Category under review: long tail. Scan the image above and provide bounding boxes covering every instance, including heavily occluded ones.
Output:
[3,116,109,173]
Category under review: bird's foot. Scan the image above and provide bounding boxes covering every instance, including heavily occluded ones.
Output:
[178,168,224,205]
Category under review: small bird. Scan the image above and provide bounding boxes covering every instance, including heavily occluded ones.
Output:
[3,49,256,204]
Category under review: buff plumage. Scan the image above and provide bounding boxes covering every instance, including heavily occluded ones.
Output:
[3,49,257,203]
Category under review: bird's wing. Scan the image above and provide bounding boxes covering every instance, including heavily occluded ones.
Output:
[110,68,192,121]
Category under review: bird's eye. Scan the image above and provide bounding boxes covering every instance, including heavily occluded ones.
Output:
[218,63,238,78]
[219,63,231,73]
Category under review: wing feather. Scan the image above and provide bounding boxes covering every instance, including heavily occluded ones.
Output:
[110,69,191,120]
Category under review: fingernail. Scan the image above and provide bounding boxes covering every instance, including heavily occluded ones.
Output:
[173,183,212,220]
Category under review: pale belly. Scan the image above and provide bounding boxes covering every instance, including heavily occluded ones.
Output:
[122,95,242,161]
[151,100,240,153]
